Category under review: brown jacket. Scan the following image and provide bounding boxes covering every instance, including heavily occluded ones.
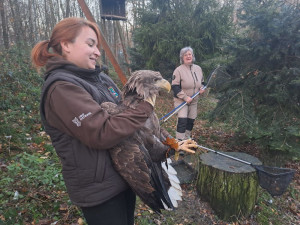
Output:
[171,64,204,103]
[40,58,153,207]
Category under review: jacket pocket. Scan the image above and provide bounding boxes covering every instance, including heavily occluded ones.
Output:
[71,139,102,184]
[94,151,106,183]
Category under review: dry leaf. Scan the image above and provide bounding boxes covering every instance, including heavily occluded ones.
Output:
[59,204,68,212]
[78,218,84,225]
[0,214,5,221]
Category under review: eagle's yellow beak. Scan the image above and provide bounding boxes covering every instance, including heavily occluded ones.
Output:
[156,78,171,93]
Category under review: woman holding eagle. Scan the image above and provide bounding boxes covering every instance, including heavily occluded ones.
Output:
[31,17,197,225]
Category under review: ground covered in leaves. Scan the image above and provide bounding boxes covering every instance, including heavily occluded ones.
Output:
[0,91,299,225]
[134,119,300,224]
[133,93,300,225]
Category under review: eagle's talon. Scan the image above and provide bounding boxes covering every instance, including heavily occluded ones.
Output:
[177,139,197,154]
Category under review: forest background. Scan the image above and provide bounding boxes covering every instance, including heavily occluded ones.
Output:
[0,0,299,224]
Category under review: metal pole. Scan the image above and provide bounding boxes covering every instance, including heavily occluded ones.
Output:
[197,145,252,165]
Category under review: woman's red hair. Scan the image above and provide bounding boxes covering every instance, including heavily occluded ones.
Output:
[31,17,101,70]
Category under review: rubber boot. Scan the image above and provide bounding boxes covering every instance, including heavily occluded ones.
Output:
[185,130,192,140]
[176,132,185,141]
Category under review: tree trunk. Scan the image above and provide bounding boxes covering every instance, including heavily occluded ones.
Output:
[101,19,107,65]
[43,0,50,38]
[196,152,261,221]
[55,0,61,22]
[116,21,131,75]
[113,20,118,58]
[8,0,21,44]
[28,0,35,46]
[0,0,9,49]
[35,0,45,40]
[48,0,56,29]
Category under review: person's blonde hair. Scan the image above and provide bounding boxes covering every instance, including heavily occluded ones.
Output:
[31,17,101,70]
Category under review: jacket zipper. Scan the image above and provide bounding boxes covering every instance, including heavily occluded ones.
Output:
[194,72,198,82]
[95,76,107,97]
[190,67,196,95]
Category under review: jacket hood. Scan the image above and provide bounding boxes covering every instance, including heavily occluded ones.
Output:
[45,56,73,73]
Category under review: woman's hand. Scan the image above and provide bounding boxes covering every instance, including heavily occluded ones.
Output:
[186,96,193,104]
[199,88,206,94]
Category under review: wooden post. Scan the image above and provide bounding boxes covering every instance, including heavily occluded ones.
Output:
[100,19,107,65]
[196,152,261,221]
[116,21,131,76]
[77,0,128,85]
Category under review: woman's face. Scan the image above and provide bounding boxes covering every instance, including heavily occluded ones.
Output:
[183,50,193,65]
[61,26,100,70]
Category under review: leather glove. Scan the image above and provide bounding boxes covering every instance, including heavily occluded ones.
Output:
[145,95,156,107]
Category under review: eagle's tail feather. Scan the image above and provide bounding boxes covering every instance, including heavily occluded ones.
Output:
[162,158,177,174]
[168,186,182,201]
[170,179,182,193]
[134,144,173,213]
[153,163,174,210]
[161,158,182,209]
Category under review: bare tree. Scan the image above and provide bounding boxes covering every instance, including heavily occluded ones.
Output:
[7,0,21,44]
[65,0,70,17]
[0,0,133,72]
[0,0,9,49]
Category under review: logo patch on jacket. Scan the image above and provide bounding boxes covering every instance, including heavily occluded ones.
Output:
[72,112,92,127]
[72,117,81,127]
[108,86,119,98]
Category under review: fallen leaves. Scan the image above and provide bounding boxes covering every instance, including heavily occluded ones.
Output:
[77,218,84,225]
[59,203,68,212]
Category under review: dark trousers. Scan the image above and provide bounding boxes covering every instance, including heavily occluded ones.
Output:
[81,189,136,225]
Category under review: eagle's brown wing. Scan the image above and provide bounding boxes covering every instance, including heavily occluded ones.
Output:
[101,101,174,212]
[109,132,172,212]
[109,137,154,194]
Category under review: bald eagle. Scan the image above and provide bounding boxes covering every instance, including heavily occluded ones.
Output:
[101,70,182,213]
